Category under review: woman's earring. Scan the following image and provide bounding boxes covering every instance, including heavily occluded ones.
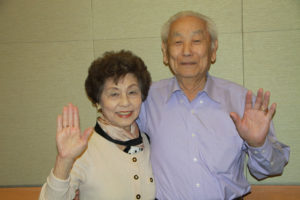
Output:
[96,103,101,112]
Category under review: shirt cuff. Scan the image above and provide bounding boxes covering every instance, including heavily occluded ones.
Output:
[246,137,273,160]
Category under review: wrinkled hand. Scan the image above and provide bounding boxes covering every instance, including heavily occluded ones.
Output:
[230,88,276,147]
[53,103,93,179]
[73,189,80,200]
[56,103,93,161]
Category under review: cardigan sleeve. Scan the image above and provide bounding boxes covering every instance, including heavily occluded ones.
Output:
[39,168,79,200]
[39,153,87,200]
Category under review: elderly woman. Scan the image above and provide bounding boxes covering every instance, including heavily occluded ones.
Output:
[39,50,155,199]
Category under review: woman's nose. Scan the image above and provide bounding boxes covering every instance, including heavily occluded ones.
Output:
[119,94,130,106]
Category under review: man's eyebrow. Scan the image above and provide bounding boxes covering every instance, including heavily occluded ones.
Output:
[192,29,204,35]
[171,32,182,37]
[171,29,204,37]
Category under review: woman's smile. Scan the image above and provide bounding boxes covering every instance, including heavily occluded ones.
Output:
[116,111,133,118]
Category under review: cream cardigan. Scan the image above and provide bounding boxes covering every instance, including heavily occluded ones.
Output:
[39,132,155,200]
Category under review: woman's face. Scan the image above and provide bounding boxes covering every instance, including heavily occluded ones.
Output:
[100,73,142,131]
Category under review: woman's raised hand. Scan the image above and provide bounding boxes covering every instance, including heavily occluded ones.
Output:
[53,103,93,179]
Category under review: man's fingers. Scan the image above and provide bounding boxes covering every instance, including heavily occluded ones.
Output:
[230,112,241,128]
[261,91,271,112]
[244,90,253,111]
[267,103,277,119]
[254,88,263,110]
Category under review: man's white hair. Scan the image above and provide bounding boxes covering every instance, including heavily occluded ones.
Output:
[161,11,218,49]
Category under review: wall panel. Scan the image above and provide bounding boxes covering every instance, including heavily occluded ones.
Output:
[243,0,300,32]
[0,41,94,185]
[0,0,92,43]
[243,30,300,184]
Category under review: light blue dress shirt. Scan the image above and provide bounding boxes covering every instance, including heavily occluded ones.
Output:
[137,74,290,200]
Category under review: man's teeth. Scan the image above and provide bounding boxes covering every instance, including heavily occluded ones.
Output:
[118,111,131,115]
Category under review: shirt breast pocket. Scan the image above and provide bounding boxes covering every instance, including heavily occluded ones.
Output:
[202,134,244,174]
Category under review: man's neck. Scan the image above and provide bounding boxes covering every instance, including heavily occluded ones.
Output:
[177,76,207,102]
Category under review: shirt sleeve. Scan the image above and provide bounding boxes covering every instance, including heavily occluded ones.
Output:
[39,169,78,200]
[246,122,290,180]
[137,101,148,134]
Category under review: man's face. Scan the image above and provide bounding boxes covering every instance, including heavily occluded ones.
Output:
[162,16,217,81]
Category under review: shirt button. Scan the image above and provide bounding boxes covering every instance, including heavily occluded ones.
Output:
[200,100,204,104]
[254,150,258,154]
[132,157,137,162]
[192,133,196,137]
[134,175,139,180]
[136,194,141,199]
[150,177,153,182]
[180,99,184,103]
[191,109,195,114]
[271,161,274,166]
[196,183,200,187]
[193,157,198,162]
[262,150,265,154]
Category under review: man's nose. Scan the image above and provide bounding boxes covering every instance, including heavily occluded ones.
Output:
[183,42,192,56]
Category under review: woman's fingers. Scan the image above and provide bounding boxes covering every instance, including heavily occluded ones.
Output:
[62,103,78,128]
[82,127,93,141]
[57,115,63,133]
[62,106,68,128]
[68,103,73,127]
[59,104,83,138]
[74,105,80,129]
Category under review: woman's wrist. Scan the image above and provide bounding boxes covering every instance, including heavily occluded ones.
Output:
[53,155,75,180]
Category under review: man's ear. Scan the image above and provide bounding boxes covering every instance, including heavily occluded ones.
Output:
[211,40,218,64]
[161,42,169,66]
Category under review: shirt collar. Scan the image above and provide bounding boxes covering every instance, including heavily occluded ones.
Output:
[165,73,221,104]
[165,77,182,103]
[203,73,222,104]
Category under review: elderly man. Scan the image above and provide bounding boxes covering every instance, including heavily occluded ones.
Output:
[137,11,290,199]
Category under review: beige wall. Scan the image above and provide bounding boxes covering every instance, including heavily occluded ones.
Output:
[0,0,299,186]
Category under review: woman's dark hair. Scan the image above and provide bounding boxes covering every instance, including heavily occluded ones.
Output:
[85,50,151,104]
